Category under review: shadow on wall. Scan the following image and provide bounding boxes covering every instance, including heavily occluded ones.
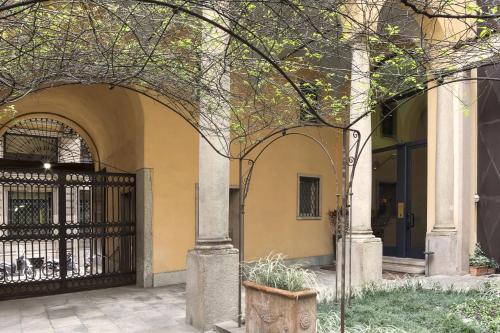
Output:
[3,84,145,173]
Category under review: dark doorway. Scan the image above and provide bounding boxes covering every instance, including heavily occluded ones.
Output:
[372,141,427,258]
[477,65,500,264]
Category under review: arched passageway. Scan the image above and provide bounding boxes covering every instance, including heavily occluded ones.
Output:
[0,114,137,299]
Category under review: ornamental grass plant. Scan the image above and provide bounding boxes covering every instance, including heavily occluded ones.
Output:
[244,253,317,292]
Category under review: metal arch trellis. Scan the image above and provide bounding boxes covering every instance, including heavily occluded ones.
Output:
[232,125,363,331]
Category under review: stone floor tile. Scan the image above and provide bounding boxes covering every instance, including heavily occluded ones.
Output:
[21,315,52,330]
[20,305,46,317]
[46,308,75,320]
[0,323,21,333]
[53,324,88,333]
[74,308,105,320]
[85,324,121,333]
[22,327,54,333]
[50,315,82,329]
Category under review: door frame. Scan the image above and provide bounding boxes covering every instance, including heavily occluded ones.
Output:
[373,139,427,258]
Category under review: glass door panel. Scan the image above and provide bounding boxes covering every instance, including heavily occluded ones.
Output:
[407,145,427,258]
[372,149,398,256]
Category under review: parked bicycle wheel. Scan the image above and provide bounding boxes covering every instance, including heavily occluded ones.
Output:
[24,267,34,279]
[43,262,58,277]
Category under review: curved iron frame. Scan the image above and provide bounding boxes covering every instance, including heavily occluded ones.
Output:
[233,126,362,330]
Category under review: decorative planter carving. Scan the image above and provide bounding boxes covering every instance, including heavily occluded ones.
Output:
[469,266,495,276]
[244,281,317,333]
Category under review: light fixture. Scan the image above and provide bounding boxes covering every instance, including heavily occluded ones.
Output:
[43,162,51,170]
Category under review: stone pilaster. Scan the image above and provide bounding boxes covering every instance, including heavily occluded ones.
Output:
[185,7,239,332]
[136,168,153,288]
[337,40,382,289]
[427,74,468,275]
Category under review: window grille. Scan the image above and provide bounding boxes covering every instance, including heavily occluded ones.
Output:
[299,176,320,217]
[9,192,53,226]
[2,118,93,164]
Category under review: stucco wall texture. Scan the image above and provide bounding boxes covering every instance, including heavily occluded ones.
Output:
[4,84,339,275]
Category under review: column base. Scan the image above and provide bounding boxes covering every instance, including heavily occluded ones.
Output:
[186,246,239,331]
[336,235,382,291]
[426,230,459,276]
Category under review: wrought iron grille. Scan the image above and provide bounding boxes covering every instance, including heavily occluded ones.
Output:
[299,176,320,217]
[0,169,136,299]
[1,118,93,164]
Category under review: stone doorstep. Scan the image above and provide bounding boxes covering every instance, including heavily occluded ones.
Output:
[383,256,425,274]
[214,321,245,333]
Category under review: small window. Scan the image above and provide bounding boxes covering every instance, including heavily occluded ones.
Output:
[298,176,321,218]
[78,189,91,224]
[8,191,53,236]
[380,101,397,138]
[299,81,320,123]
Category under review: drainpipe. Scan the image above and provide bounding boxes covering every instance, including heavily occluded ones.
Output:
[424,238,434,277]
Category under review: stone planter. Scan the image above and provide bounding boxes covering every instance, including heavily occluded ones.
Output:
[243,280,317,333]
[470,266,495,276]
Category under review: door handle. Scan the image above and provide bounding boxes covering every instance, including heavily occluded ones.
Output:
[407,212,415,229]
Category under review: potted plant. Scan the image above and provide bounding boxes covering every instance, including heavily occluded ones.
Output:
[243,254,317,333]
[469,244,498,276]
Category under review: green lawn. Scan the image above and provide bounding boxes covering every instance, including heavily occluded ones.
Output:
[317,282,499,333]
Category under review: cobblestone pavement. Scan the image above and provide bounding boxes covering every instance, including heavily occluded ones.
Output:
[0,284,199,333]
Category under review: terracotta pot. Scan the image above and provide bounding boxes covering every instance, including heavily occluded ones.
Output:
[244,280,317,333]
[469,266,496,276]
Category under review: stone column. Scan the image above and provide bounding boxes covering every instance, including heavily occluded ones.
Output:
[427,74,465,275]
[185,7,239,332]
[453,72,474,274]
[337,40,382,289]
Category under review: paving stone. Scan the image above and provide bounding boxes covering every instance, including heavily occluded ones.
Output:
[20,305,46,317]
[23,328,54,333]
[53,324,88,333]
[21,315,52,330]
[47,308,75,320]
[50,315,82,329]
[0,284,227,333]
[80,316,116,328]
[85,324,120,333]
[0,323,21,333]
[74,308,105,320]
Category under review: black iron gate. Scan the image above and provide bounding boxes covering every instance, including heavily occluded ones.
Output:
[0,169,136,299]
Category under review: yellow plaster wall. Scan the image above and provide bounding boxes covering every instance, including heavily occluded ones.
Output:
[5,84,341,274]
[235,127,342,261]
[139,94,198,273]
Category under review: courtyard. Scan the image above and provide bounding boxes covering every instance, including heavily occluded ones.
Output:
[0,1,500,332]
[0,268,498,333]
